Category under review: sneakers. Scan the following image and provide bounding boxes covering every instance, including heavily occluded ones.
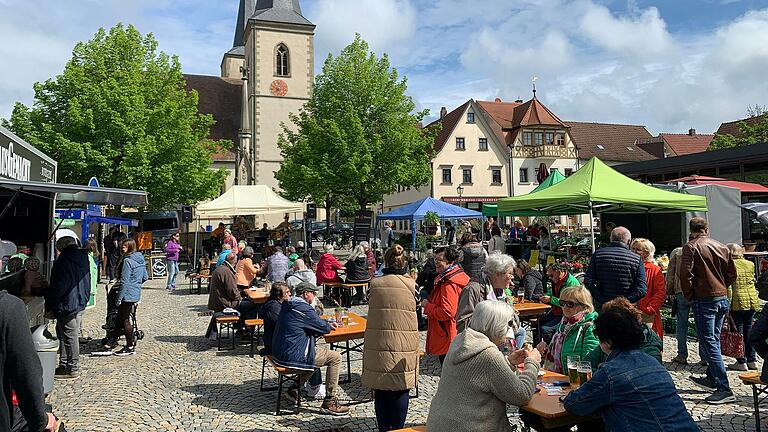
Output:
[320,397,349,416]
[54,369,80,380]
[689,375,716,390]
[671,356,688,365]
[748,362,758,370]
[705,390,737,405]
[54,366,68,376]
[114,346,136,356]
[727,362,748,371]
[698,359,709,367]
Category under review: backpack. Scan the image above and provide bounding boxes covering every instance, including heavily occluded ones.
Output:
[757,269,768,301]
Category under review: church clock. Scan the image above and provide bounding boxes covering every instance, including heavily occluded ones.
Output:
[270,79,288,97]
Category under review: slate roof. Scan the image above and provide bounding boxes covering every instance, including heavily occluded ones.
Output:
[184,74,242,162]
[251,0,314,27]
[566,121,656,162]
[426,101,471,152]
[660,133,713,156]
[716,114,767,137]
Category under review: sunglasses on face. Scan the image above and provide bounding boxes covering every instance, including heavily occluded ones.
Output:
[560,300,583,308]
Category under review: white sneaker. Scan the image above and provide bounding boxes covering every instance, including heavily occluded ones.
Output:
[305,383,326,400]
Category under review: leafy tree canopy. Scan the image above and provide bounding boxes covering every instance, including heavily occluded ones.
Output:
[2,24,227,209]
[276,34,439,211]
[710,111,768,151]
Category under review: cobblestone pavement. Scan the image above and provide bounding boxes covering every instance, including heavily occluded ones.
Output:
[48,277,765,431]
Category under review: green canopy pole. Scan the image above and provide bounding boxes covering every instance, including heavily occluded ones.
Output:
[589,201,596,253]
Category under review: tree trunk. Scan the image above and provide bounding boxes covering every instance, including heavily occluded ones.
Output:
[325,194,332,242]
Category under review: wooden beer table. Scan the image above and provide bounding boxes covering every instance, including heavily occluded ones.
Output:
[520,370,598,430]
[515,300,551,318]
[323,312,367,384]
[244,288,269,304]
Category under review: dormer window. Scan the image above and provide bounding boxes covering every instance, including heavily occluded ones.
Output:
[467,112,475,123]
[597,144,605,150]
[275,44,289,77]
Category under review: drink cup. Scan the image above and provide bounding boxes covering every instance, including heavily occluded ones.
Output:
[334,309,343,323]
[517,289,525,303]
[577,362,592,385]
[567,355,581,387]
[342,315,350,326]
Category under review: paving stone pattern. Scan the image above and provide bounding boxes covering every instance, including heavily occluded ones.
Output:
[48,277,765,431]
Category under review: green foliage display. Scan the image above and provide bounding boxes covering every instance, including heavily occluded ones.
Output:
[276,34,439,213]
[2,24,227,209]
[424,211,440,226]
[710,114,768,151]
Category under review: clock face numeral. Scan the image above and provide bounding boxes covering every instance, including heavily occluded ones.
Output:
[270,80,288,96]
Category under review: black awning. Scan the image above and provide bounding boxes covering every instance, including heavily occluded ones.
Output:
[0,178,148,207]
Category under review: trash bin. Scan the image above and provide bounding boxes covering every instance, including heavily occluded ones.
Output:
[31,324,59,394]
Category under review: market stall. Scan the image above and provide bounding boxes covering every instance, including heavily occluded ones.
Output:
[497,157,708,251]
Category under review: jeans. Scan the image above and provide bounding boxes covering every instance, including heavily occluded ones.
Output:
[166,259,179,289]
[236,299,260,320]
[731,310,757,363]
[374,389,410,431]
[692,298,731,392]
[57,311,84,372]
[514,327,527,349]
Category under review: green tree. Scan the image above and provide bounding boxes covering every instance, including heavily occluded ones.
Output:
[709,113,768,151]
[2,24,227,210]
[276,34,439,216]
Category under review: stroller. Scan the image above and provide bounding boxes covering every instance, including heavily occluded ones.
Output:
[98,282,144,350]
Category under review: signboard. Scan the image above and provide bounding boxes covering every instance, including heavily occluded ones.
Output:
[150,255,167,279]
[0,125,56,183]
[353,210,374,245]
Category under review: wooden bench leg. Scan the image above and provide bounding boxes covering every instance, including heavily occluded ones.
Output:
[276,373,284,415]
[217,321,236,351]
[753,384,762,432]
[260,356,278,391]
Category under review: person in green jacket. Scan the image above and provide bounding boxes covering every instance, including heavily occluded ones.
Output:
[536,285,599,374]
[726,243,761,371]
[585,297,663,369]
[85,239,100,310]
[539,263,582,342]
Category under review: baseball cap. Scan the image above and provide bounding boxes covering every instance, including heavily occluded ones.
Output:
[295,281,319,295]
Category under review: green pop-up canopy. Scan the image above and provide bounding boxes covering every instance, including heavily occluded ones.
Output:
[483,169,567,217]
[497,157,708,250]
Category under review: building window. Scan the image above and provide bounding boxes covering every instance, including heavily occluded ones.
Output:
[462,168,472,184]
[519,168,529,183]
[534,132,543,145]
[479,138,488,151]
[564,168,573,177]
[556,133,565,146]
[545,132,554,145]
[523,131,532,145]
[492,169,502,184]
[275,44,289,76]
[442,168,452,184]
[467,112,475,123]
[456,137,465,150]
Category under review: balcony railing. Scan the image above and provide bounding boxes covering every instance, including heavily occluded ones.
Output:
[513,145,577,159]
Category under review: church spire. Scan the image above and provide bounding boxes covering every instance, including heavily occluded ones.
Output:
[232,0,255,50]
[251,0,314,27]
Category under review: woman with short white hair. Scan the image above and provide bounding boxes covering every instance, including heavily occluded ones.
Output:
[456,253,525,348]
[317,243,343,286]
[345,244,371,303]
[428,300,541,432]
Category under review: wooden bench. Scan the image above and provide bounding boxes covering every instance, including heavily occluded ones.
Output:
[392,426,426,432]
[740,372,768,432]
[324,281,369,307]
[261,355,305,415]
[214,315,239,351]
[244,318,264,358]
[188,273,211,294]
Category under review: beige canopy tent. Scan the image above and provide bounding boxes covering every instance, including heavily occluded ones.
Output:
[196,185,304,218]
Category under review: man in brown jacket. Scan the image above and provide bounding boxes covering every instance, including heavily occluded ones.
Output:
[680,217,737,404]
[208,253,258,320]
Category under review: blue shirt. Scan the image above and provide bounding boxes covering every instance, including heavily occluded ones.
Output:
[563,349,698,432]
[216,250,230,267]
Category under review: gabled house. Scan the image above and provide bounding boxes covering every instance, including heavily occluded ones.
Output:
[636,129,714,158]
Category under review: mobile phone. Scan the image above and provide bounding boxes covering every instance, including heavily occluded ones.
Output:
[551,380,570,386]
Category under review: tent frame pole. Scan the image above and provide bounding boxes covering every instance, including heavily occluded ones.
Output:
[588,201,596,253]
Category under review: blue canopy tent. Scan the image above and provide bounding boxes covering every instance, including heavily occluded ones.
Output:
[378,197,483,251]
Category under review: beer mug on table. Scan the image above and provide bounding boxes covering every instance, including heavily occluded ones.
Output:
[567,356,581,387]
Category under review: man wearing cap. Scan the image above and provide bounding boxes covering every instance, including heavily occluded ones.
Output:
[271,282,349,416]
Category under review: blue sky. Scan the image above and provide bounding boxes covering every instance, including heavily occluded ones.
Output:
[1,0,767,134]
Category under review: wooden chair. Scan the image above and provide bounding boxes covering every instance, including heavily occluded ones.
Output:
[261,355,304,415]
[244,318,264,358]
[214,315,239,351]
[740,372,768,431]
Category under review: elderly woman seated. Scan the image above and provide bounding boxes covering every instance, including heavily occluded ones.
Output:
[456,253,525,348]
[428,300,541,432]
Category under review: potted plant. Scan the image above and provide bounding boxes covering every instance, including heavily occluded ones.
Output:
[424,211,440,236]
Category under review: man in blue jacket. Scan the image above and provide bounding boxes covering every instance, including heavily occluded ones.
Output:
[46,236,91,379]
[585,226,647,312]
[271,282,349,416]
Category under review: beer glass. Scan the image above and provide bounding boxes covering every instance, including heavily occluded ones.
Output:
[578,362,593,385]
[567,356,581,387]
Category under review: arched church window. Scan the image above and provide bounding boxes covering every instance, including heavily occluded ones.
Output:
[275,44,289,77]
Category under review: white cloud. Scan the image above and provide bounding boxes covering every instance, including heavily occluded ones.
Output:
[579,3,675,59]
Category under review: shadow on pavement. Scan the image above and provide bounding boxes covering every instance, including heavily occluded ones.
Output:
[154,334,213,352]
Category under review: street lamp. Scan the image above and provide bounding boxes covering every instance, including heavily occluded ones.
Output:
[456,185,464,207]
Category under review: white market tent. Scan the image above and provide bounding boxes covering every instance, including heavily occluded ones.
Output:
[196,185,304,218]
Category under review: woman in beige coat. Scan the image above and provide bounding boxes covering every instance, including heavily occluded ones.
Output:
[362,245,419,431]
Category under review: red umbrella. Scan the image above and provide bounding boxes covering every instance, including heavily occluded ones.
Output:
[536,163,549,183]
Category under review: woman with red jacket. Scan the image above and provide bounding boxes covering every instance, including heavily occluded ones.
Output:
[631,238,666,341]
[316,243,344,285]
[422,245,470,365]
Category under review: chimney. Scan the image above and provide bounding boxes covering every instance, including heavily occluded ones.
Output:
[494,97,503,103]
[688,128,696,136]
[514,98,523,103]
[440,107,447,119]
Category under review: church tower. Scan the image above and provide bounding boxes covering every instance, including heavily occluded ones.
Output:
[223,0,315,187]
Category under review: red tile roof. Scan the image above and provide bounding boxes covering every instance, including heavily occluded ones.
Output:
[566,122,656,162]
[716,114,767,137]
[184,74,242,162]
[667,175,768,193]
[476,98,567,130]
[660,133,713,156]
[427,100,471,152]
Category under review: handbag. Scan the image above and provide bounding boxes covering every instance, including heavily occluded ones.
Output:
[720,314,745,359]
